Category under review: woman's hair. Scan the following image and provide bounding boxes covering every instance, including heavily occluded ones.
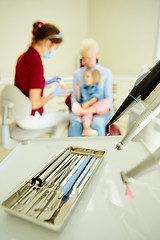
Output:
[80,39,99,57]
[17,21,62,63]
[85,68,101,84]
[31,21,63,46]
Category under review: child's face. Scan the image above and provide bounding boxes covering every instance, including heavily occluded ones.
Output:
[84,71,93,86]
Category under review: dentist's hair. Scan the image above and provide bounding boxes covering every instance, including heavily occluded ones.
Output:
[31,21,63,46]
[80,39,99,57]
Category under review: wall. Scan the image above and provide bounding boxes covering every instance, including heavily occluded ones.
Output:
[0,0,159,79]
[89,0,160,75]
[0,0,89,79]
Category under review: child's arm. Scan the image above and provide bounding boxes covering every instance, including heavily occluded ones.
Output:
[82,97,97,108]
[75,82,81,102]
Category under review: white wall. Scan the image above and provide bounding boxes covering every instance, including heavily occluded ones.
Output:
[89,0,160,75]
[0,0,89,79]
[154,3,160,63]
[0,0,159,79]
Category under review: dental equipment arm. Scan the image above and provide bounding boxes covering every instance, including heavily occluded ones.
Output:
[121,147,160,185]
[116,84,160,150]
[106,60,160,134]
[119,87,160,187]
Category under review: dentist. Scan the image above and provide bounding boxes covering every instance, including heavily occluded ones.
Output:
[15,21,68,129]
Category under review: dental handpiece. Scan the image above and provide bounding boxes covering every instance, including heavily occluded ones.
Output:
[121,147,160,184]
[106,61,160,134]
[116,93,160,150]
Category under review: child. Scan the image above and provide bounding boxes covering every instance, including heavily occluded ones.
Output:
[72,68,101,136]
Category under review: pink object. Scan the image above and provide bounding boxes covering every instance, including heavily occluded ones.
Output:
[82,113,93,125]
[93,99,110,114]
[72,99,110,116]
[125,187,135,200]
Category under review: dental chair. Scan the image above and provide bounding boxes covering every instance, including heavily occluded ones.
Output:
[0,85,67,149]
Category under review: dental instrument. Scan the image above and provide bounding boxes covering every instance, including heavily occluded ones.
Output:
[71,157,96,194]
[121,147,160,185]
[21,155,80,216]
[1,146,106,231]
[37,155,91,221]
[10,152,74,210]
[106,74,160,150]
[106,60,160,134]
[35,149,71,186]
[54,157,102,225]
[14,154,79,212]
[116,85,160,150]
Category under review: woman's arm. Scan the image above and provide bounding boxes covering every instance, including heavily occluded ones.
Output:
[71,69,84,105]
[75,82,81,102]
[29,89,52,109]
[103,69,112,108]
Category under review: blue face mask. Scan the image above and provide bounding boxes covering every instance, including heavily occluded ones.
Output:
[43,49,56,59]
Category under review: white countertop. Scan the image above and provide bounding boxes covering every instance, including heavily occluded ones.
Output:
[0,136,160,240]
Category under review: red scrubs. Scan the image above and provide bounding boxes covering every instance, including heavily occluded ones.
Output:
[15,47,45,115]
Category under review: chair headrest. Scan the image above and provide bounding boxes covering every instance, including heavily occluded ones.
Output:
[0,85,32,120]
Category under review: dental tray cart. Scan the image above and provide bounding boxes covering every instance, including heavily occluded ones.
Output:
[1,145,106,231]
[0,136,160,240]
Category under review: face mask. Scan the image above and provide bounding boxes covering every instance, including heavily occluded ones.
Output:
[43,49,56,59]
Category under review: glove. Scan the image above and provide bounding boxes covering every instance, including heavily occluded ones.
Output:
[51,84,68,97]
[45,76,62,86]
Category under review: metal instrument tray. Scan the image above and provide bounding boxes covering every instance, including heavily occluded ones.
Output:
[1,146,106,231]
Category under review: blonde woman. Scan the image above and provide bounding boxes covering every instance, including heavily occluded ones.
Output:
[68,39,112,137]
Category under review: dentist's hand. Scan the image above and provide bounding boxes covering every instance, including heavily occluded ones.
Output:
[51,84,68,97]
[46,76,62,86]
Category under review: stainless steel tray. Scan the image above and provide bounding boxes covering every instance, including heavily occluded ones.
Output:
[1,146,106,231]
